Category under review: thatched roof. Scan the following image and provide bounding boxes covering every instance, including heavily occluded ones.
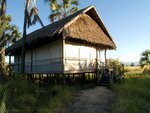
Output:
[6,5,116,55]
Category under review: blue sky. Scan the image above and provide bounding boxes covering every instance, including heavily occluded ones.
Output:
[7,0,150,62]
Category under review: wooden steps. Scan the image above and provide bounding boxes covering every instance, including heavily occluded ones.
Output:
[99,76,110,87]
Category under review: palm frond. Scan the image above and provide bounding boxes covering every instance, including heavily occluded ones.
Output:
[50,2,61,11]
[68,6,78,14]
[47,0,79,22]
[71,0,78,6]
[49,12,61,22]
[31,7,44,27]
[25,10,32,28]
[63,0,70,9]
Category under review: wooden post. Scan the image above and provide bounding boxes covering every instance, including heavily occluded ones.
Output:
[96,48,98,84]
[49,74,51,84]
[82,73,86,85]
[95,72,98,84]
[27,74,30,81]
[56,74,59,85]
[8,55,12,76]
[63,74,65,86]
[39,74,41,85]
[96,48,98,70]
[31,48,33,72]
[18,56,20,72]
[33,74,35,82]
[78,47,80,71]
[9,55,11,65]
[54,74,57,85]
[88,73,90,80]
[53,74,55,85]
[73,74,75,85]
[47,74,49,84]
[92,73,94,80]
[104,49,107,67]
[62,38,65,73]
[31,74,33,82]
[68,74,70,85]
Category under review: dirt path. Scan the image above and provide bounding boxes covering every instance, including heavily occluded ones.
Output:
[67,86,115,113]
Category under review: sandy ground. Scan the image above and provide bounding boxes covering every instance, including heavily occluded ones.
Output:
[67,86,115,113]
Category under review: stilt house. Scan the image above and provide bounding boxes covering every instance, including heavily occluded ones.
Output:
[6,5,116,74]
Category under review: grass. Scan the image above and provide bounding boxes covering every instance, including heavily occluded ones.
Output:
[0,74,96,113]
[0,75,78,113]
[124,66,142,74]
[111,73,150,113]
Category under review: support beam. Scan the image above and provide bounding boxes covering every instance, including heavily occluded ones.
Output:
[96,48,98,70]
[39,74,42,85]
[73,74,75,85]
[63,74,65,86]
[9,55,11,65]
[62,38,65,73]
[68,74,70,85]
[104,49,107,67]
[9,55,12,76]
[31,48,33,72]
[47,74,49,83]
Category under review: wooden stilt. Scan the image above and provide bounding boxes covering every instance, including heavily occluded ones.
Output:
[68,74,70,85]
[73,74,75,85]
[9,55,12,76]
[31,74,33,82]
[95,72,98,84]
[104,49,107,67]
[42,74,43,79]
[47,74,49,84]
[27,74,30,81]
[34,74,36,83]
[88,73,90,80]
[53,74,54,84]
[92,73,94,80]
[57,74,59,85]
[82,73,85,85]
[87,73,89,80]
[39,74,41,85]
[63,74,65,86]
[54,74,56,85]
[49,74,51,85]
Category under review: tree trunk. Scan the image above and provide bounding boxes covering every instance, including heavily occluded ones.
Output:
[21,10,27,73]
[0,47,6,80]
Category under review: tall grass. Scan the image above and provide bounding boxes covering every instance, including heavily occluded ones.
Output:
[112,74,150,113]
[0,75,79,113]
[0,82,14,113]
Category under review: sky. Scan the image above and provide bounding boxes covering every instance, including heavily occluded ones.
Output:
[6,0,150,63]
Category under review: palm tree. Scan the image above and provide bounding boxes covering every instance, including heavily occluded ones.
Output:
[21,0,44,73]
[0,0,7,78]
[5,22,21,47]
[139,49,150,67]
[0,15,21,79]
[0,0,21,78]
[0,1,16,111]
[45,0,78,22]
